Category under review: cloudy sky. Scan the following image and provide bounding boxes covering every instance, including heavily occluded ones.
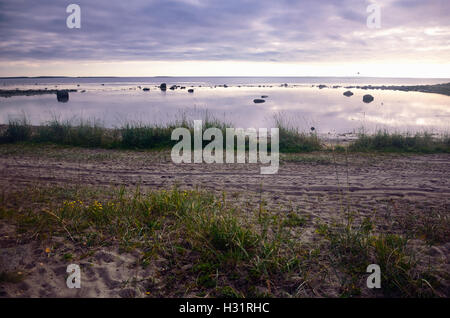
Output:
[0,0,449,77]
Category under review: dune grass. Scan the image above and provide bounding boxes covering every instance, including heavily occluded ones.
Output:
[348,130,450,153]
[1,186,303,297]
[1,183,445,297]
[0,114,323,153]
[316,214,438,297]
[273,113,322,153]
[1,116,450,153]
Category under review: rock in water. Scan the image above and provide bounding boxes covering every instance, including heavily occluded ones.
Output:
[188,89,194,93]
[56,90,69,102]
[170,85,177,90]
[253,99,265,104]
[160,83,167,91]
[343,90,354,97]
[142,88,150,91]
[363,94,374,103]
[261,95,269,98]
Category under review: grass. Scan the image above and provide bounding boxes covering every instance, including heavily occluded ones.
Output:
[2,116,449,153]
[1,186,303,297]
[0,116,231,150]
[0,183,447,297]
[396,207,450,246]
[273,113,322,153]
[348,130,450,153]
[0,271,25,284]
[316,214,439,297]
[0,114,324,153]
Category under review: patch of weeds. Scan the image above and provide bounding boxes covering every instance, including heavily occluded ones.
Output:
[283,212,307,227]
[317,215,438,297]
[0,271,25,284]
[62,253,73,261]
[396,208,450,245]
[282,154,331,164]
[216,285,242,298]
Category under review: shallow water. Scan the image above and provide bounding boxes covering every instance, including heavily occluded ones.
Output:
[0,77,449,135]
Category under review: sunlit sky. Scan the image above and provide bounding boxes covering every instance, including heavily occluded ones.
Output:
[0,0,449,78]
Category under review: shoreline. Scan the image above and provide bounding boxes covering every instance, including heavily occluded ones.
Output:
[1,82,450,97]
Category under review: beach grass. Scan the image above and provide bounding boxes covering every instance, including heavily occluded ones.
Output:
[316,216,436,297]
[1,116,450,153]
[1,186,303,297]
[1,183,445,297]
[348,130,450,153]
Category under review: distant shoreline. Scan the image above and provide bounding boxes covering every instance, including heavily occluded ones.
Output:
[1,75,450,80]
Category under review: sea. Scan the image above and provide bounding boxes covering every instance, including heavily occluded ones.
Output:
[1,77,449,135]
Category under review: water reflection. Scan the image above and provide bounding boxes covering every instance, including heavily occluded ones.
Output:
[0,85,449,135]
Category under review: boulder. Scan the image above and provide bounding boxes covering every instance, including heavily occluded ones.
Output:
[261,95,269,98]
[188,89,194,93]
[56,90,69,102]
[170,85,177,90]
[253,99,265,104]
[142,88,150,91]
[363,94,374,103]
[160,83,167,91]
[343,90,354,97]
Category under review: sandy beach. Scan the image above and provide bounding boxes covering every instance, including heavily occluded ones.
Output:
[1,144,448,297]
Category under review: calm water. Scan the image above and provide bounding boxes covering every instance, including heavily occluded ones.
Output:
[1,77,449,135]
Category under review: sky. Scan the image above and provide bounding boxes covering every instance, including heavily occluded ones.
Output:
[0,0,449,78]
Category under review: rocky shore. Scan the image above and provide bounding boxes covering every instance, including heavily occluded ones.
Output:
[0,89,77,98]
[342,82,450,96]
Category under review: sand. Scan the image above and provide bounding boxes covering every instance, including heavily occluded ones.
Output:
[0,146,449,297]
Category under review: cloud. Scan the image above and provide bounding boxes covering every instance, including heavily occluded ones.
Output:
[0,0,449,66]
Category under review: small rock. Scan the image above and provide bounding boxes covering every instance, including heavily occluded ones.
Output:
[160,83,167,91]
[188,89,194,93]
[261,95,268,98]
[142,88,150,91]
[363,94,374,103]
[253,99,265,104]
[343,90,354,97]
[56,90,69,102]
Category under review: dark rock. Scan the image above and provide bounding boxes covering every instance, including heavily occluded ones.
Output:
[310,127,315,131]
[188,89,194,93]
[170,85,177,90]
[253,99,265,104]
[343,90,354,97]
[160,83,167,91]
[56,90,69,102]
[363,94,374,103]
[261,95,269,98]
[142,88,150,91]
[318,84,327,89]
